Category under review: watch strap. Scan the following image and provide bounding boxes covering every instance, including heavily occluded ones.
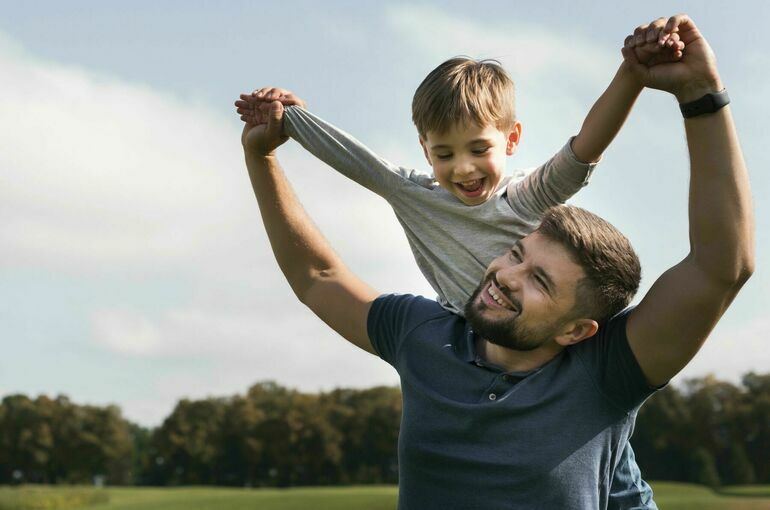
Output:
[679,89,730,118]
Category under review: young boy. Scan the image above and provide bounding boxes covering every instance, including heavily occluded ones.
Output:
[235,37,682,317]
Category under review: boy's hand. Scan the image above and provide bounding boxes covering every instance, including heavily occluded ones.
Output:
[626,17,684,67]
[240,100,289,158]
[235,87,305,125]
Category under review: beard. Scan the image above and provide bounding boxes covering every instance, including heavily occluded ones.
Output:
[464,278,561,351]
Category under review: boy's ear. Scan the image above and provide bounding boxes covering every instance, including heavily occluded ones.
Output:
[505,122,523,156]
[419,136,433,166]
[553,318,598,347]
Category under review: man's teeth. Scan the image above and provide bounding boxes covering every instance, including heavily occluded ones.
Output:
[488,286,512,310]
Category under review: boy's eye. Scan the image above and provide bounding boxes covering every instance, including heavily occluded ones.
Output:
[435,153,452,160]
[472,147,490,155]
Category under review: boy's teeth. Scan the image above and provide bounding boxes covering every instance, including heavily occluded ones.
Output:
[461,179,482,191]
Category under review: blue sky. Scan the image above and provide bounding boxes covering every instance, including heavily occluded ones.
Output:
[1,1,768,426]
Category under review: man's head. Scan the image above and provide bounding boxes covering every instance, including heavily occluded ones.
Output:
[413,57,522,206]
[465,206,641,351]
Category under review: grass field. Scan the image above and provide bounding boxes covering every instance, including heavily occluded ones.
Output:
[1,483,769,509]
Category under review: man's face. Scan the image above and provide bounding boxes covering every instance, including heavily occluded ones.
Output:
[420,121,521,206]
[465,232,586,350]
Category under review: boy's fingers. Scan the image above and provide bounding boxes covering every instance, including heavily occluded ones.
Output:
[645,27,659,44]
[234,100,254,109]
[633,24,648,45]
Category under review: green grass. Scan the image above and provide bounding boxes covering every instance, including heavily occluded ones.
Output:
[643,482,770,510]
[0,486,108,510]
[1,483,769,510]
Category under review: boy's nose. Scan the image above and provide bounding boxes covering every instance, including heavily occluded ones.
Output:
[454,158,476,177]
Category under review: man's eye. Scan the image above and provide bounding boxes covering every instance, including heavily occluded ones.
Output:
[510,249,521,260]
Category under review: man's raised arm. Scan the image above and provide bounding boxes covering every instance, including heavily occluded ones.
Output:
[241,99,379,354]
[623,15,755,387]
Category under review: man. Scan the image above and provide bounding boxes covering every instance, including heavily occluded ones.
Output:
[240,15,753,509]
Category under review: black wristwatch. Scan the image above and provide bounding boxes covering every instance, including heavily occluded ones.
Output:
[679,89,730,118]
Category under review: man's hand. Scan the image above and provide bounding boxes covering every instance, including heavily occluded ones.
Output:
[239,100,288,158]
[622,15,721,102]
[236,87,306,125]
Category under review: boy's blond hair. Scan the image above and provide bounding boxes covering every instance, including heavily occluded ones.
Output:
[412,57,517,138]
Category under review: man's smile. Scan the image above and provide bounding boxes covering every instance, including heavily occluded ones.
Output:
[482,281,518,313]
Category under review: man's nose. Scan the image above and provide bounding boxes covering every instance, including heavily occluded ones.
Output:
[495,266,523,292]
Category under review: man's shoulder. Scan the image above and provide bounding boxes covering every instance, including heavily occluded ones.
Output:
[584,306,635,347]
[367,293,460,364]
[370,293,453,325]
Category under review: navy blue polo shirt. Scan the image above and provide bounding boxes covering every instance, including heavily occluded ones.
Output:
[368,293,658,510]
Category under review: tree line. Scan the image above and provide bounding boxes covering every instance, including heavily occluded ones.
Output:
[1,374,767,487]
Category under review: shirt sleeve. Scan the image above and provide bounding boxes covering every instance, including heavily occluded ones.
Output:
[283,106,435,198]
[505,137,597,219]
[573,307,659,412]
[366,293,441,366]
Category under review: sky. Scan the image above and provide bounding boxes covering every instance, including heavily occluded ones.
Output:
[1,1,768,427]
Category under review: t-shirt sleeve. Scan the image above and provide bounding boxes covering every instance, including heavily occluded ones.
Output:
[366,293,438,366]
[283,106,434,198]
[574,307,658,412]
[505,137,597,220]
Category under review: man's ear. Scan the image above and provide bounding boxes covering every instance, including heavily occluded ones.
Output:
[505,122,523,156]
[554,318,599,347]
[419,136,433,166]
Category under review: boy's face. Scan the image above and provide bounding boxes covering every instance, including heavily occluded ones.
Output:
[420,121,522,206]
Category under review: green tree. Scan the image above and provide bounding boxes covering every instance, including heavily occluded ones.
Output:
[741,372,770,482]
[151,397,228,484]
[691,447,721,488]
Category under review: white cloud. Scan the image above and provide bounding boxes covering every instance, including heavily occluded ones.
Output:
[0,39,243,272]
[91,308,162,356]
[386,4,613,80]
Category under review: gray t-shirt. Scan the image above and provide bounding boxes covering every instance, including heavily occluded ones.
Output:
[283,106,597,315]
[368,293,658,509]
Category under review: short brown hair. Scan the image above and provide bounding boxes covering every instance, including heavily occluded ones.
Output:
[411,57,516,138]
[536,206,641,323]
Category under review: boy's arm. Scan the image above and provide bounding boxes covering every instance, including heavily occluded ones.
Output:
[237,88,427,199]
[242,101,379,355]
[569,64,644,164]
[570,18,684,163]
[506,21,684,218]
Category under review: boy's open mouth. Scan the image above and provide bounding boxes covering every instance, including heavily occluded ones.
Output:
[456,178,485,197]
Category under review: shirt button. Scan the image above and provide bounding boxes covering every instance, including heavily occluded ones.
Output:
[488,393,497,401]
[502,375,509,382]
